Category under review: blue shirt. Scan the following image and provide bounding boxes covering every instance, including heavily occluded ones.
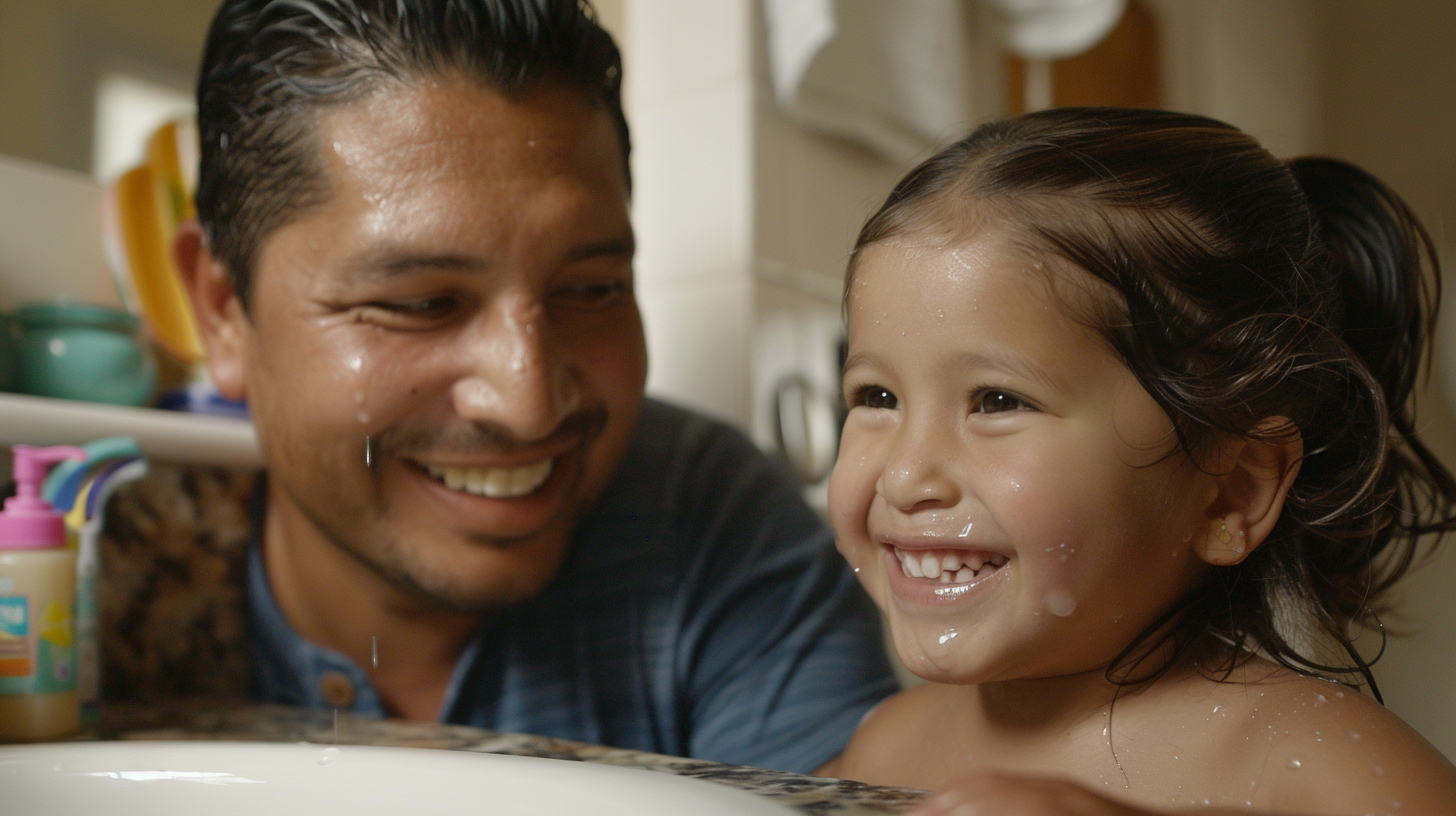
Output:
[249,398,897,773]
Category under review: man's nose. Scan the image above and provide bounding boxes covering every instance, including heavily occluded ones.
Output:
[451,298,581,441]
[875,417,960,514]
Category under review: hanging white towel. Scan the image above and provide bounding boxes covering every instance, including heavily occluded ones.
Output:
[764,0,970,164]
[985,0,1125,60]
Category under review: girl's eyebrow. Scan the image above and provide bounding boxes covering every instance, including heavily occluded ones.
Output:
[842,347,1064,392]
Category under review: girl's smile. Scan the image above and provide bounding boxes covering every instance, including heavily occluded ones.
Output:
[829,228,1220,686]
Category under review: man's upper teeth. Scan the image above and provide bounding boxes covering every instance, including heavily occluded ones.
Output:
[425,460,553,498]
[894,546,1005,582]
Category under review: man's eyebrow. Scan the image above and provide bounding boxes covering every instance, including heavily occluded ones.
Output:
[562,236,635,262]
[342,251,483,279]
[341,236,634,279]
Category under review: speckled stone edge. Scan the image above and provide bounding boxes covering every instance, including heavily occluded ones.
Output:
[93,700,927,814]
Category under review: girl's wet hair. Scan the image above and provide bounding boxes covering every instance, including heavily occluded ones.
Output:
[195,0,627,311]
[849,107,1456,696]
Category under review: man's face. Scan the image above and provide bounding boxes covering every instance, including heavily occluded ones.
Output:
[227,80,644,611]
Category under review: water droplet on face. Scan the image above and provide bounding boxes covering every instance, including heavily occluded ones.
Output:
[959,522,973,537]
[938,630,958,645]
[853,567,861,573]
[1010,481,1021,491]
[1212,705,1222,714]
[1350,732,1361,742]
[1288,758,1302,770]
[364,436,373,468]
[318,746,341,765]
[371,635,378,669]
[1045,589,1077,616]
[347,355,363,373]
[1316,693,1327,703]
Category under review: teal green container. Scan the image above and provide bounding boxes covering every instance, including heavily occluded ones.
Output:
[0,313,18,392]
[16,303,155,406]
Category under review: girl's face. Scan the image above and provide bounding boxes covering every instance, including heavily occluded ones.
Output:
[831,231,1220,685]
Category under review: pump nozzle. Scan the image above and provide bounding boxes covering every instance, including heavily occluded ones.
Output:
[0,445,87,549]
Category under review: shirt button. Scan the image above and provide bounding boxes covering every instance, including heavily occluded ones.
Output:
[318,671,356,708]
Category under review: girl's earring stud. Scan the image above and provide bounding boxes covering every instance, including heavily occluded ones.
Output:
[1212,520,1245,558]
[1215,520,1233,545]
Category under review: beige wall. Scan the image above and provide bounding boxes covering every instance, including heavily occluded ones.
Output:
[1315,0,1456,760]
[0,0,216,174]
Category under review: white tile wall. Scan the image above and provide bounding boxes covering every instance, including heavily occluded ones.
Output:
[626,0,756,429]
[638,275,752,427]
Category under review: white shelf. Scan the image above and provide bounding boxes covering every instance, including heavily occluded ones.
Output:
[0,392,260,467]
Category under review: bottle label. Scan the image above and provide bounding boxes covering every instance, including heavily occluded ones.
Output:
[0,595,76,695]
[0,596,30,677]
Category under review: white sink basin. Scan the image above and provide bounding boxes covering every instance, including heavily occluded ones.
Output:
[0,741,798,815]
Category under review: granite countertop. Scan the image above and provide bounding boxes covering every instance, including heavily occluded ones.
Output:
[91,700,927,814]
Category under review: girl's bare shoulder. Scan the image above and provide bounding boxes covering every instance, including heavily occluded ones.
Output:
[1175,663,1456,813]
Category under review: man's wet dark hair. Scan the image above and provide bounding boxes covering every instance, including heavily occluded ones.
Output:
[850,107,1456,699]
[195,0,628,310]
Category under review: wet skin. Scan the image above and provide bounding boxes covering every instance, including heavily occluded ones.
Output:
[826,228,1456,814]
[830,231,1216,689]
[181,80,644,717]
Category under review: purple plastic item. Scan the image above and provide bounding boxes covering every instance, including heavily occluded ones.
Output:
[0,445,86,549]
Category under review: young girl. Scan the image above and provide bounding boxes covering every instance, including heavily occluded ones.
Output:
[821,107,1456,815]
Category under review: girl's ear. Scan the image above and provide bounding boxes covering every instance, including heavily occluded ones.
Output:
[1194,418,1303,567]
[173,220,248,401]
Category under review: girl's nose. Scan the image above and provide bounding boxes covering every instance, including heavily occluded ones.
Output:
[876,422,961,513]
[451,298,582,441]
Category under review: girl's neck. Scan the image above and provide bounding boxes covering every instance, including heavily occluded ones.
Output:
[973,669,1123,735]
[969,640,1211,736]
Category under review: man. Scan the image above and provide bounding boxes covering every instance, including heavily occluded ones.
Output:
[174,0,895,773]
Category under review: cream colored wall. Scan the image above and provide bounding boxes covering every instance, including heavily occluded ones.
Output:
[1147,0,1322,156]
[0,0,215,174]
[1314,0,1456,761]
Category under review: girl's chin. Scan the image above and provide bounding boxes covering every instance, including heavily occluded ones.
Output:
[893,646,982,685]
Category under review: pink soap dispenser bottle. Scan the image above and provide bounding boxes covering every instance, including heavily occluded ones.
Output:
[0,444,86,741]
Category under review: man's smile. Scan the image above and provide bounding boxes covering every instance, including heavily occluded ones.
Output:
[422,459,555,498]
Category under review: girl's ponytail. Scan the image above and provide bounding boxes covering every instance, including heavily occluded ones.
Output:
[1288,157,1436,413]
[1289,156,1456,617]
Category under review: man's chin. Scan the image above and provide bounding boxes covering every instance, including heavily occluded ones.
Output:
[366,543,567,614]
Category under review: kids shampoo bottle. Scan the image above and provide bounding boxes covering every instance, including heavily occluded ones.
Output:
[0,444,86,741]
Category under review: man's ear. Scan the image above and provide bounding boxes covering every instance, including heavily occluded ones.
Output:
[173,220,248,401]
[1194,419,1303,567]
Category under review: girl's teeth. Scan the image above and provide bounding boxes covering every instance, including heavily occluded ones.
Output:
[426,459,554,498]
[904,555,924,578]
[921,554,939,578]
[892,546,1004,583]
